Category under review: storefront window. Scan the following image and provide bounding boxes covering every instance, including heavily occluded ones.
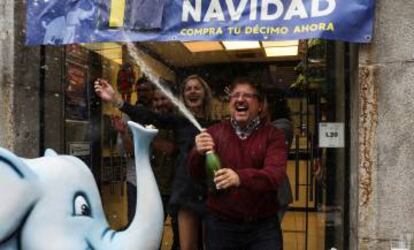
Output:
[39,40,352,249]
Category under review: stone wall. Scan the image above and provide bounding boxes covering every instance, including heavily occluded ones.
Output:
[357,0,414,249]
[2,0,414,248]
[0,0,16,150]
[0,0,41,157]
[43,47,65,154]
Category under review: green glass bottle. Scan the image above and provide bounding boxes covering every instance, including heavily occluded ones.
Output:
[205,150,221,194]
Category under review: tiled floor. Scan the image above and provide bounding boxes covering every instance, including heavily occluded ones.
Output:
[160,216,174,250]
[160,211,326,250]
[282,212,326,250]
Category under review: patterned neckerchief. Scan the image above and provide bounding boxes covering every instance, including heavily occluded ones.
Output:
[230,116,261,140]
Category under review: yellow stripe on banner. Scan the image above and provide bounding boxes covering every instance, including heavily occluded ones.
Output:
[109,0,125,28]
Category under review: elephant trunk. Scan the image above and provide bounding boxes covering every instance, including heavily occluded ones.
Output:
[113,122,164,250]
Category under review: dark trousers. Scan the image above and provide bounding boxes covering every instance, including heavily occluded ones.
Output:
[127,182,137,224]
[205,214,283,250]
[169,212,180,250]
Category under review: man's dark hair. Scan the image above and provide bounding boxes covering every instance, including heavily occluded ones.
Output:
[229,77,264,101]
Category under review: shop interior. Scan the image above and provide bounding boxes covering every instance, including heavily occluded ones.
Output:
[61,39,351,250]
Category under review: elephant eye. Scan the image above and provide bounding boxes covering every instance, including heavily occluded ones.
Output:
[73,193,92,217]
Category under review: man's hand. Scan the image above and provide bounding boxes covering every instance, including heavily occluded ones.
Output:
[94,78,117,103]
[214,168,240,189]
[195,130,215,155]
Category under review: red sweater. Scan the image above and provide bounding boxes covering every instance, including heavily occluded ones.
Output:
[187,120,287,221]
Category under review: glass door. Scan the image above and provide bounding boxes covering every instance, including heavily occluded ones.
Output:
[281,40,351,250]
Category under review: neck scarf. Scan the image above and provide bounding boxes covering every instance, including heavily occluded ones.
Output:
[230,116,261,140]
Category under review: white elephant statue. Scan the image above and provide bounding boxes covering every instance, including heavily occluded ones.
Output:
[0,121,164,250]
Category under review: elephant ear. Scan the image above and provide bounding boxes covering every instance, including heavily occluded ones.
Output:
[0,148,40,243]
[44,148,58,157]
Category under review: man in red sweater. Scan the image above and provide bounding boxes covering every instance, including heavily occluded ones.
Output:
[188,78,287,250]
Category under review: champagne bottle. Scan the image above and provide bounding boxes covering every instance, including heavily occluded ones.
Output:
[205,150,221,194]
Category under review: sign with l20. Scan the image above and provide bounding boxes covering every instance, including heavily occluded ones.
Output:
[319,122,345,148]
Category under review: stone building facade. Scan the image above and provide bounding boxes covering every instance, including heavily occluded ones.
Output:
[1,0,414,249]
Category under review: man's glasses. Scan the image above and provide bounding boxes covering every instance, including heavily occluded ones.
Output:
[228,92,259,100]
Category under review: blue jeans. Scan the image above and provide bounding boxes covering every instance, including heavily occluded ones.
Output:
[205,214,283,250]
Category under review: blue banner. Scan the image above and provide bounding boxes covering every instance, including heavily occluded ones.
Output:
[26,0,375,45]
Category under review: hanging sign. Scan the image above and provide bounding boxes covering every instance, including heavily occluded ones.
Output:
[68,142,91,156]
[68,141,92,166]
[319,122,344,148]
[26,0,375,45]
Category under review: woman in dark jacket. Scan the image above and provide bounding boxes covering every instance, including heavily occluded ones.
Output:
[95,75,213,250]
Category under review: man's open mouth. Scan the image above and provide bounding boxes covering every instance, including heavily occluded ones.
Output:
[235,104,248,113]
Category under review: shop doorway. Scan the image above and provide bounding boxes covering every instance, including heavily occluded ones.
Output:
[168,40,352,250]
[62,39,353,249]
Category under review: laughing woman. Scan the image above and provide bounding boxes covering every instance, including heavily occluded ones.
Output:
[94,75,214,250]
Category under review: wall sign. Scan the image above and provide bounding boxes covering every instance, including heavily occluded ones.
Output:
[68,142,91,156]
[319,122,344,148]
[26,0,375,45]
[68,142,92,167]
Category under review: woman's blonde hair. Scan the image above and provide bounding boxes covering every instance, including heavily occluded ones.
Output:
[181,74,213,119]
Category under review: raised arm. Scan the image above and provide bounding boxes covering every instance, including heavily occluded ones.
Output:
[94,78,183,130]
